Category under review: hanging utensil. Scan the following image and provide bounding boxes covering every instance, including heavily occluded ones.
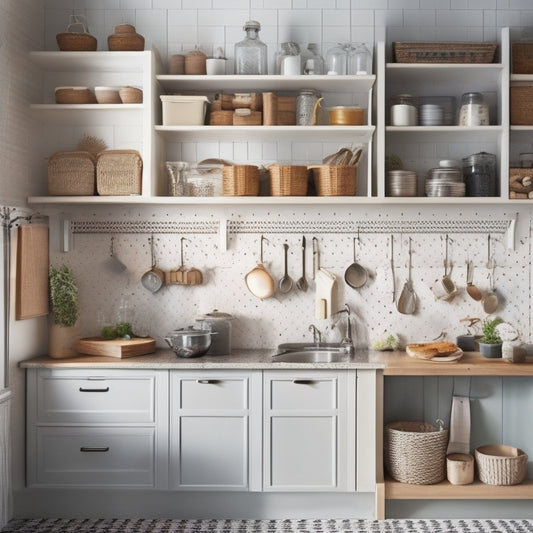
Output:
[312,236,319,280]
[397,237,417,315]
[245,235,275,300]
[180,237,203,285]
[278,243,294,293]
[482,235,499,314]
[141,235,164,293]
[466,259,482,301]
[103,235,127,273]
[296,236,308,292]
[390,235,396,303]
[344,233,368,289]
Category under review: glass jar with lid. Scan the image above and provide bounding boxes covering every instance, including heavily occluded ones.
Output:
[301,43,325,75]
[234,20,267,75]
[276,41,301,75]
[326,43,349,75]
[462,151,497,196]
[458,92,489,126]
[348,43,372,75]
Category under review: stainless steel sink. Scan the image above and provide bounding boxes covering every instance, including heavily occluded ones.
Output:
[276,342,346,352]
[271,350,349,363]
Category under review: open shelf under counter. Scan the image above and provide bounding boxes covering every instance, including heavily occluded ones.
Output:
[156,74,376,93]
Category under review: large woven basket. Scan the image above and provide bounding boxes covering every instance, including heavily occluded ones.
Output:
[475,445,528,486]
[269,165,309,196]
[393,42,497,64]
[510,86,533,125]
[96,150,142,195]
[309,165,357,196]
[384,421,449,485]
[222,165,259,196]
[48,151,95,196]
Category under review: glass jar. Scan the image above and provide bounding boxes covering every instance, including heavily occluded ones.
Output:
[183,164,223,197]
[165,161,188,196]
[276,41,301,75]
[458,92,490,126]
[296,89,322,125]
[462,151,497,196]
[390,94,417,126]
[301,43,325,75]
[234,20,267,75]
[326,43,348,75]
[519,153,533,168]
[349,43,372,75]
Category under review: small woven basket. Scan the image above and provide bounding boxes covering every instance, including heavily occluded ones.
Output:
[56,15,97,51]
[512,43,533,74]
[209,110,233,125]
[96,150,142,195]
[119,87,143,104]
[393,42,497,64]
[55,87,96,104]
[48,151,95,196]
[510,86,533,125]
[269,165,309,196]
[309,165,357,196]
[384,421,449,485]
[475,445,528,486]
[222,165,259,196]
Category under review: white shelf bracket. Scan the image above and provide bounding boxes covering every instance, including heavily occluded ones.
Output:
[61,215,71,253]
[506,212,518,251]
[219,216,228,251]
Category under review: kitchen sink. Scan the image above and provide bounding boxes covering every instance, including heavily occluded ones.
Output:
[276,342,347,352]
[271,350,350,363]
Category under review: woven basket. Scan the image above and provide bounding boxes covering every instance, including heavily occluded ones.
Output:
[384,421,449,485]
[55,87,96,104]
[510,86,533,125]
[48,151,95,196]
[512,43,533,74]
[475,445,528,486]
[119,87,143,104]
[56,15,97,51]
[221,93,262,111]
[96,150,142,195]
[393,42,497,64]
[108,31,144,51]
[309,165,357,196]
[269,165,309,196]
[222,165,259,196]
[210,110,233,125]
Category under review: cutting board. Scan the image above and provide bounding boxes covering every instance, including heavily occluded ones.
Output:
[15,225,49,320]
[75,337,156,358]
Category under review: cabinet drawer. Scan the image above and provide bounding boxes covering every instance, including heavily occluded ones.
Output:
[31,426,156,487]
[177,376,248,410]
[35,372,157,423]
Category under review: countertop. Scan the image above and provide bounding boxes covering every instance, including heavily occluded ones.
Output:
[18,348,533,375]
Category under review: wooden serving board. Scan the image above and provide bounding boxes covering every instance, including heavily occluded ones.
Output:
[75,337,156,358]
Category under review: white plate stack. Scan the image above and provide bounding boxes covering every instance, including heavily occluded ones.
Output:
[386,170,417,196]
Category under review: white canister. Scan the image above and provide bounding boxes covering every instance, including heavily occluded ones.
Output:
[206,58,226,75]
[391,104,417,126]
[281,54,301,75]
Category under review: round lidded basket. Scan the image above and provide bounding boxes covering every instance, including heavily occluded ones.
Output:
[384,421,449,485]
[185,48,207,75]
[268,165,309,196]
[108,24,144,51]
[475,445,528,485]
[222,165,260,196]
[309,165,357,196]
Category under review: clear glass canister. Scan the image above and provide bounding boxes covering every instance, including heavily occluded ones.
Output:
[302,43,325,75]
[166,161,188,196]
[462,151,497,196]
[349,43,372,75]
[458,92,490,126]
[326,43,348,75]
[276,41,301,75]
[234,20,267,75]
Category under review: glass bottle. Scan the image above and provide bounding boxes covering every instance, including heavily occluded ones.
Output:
[302,43,325,75]
[349,43,372,75]
[234,20,267,75]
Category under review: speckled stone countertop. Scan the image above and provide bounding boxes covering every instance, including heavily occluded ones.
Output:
[19,348,385,370]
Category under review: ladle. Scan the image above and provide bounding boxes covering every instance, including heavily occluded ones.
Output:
[344,234,368,289]
[245,235,275,300]
[296,236,308,292]
[466,260,482,301]
[103,235,127,273]
[278,243,294,293]
[397,237,417,315]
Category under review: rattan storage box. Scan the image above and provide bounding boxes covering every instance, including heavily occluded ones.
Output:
[222,165,259,196]
[96,150,142,195]
[48,151,95,195]
[510,86,533,125]
[512,43,533,74]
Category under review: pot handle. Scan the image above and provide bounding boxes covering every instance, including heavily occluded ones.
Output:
[164,337,172,348]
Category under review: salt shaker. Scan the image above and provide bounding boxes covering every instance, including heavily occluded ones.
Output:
[458,92,489,126]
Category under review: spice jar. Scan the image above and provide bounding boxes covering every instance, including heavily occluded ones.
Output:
[234,20,268,75]
[458,92,489,126]
[390,94,417,126]
[276,42,301,75]
[462,151,497,196]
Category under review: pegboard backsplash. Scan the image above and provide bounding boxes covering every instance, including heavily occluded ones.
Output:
[51,207,530,353]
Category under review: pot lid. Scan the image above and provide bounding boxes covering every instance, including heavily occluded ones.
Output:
[169,326,212,336]
[196,309,234,320]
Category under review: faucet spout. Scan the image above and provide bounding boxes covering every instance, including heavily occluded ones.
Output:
[334,304,355,354]
[308,324,322,345]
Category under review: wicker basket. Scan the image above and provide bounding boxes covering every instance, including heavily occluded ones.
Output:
[48,151,96,196]
[222,165,260,196]
[55,87,96,104]
[119,86,143,104]
[309,165,357,196]
[384,421,449,485]
[56,15,97,51]
[209,110,233,125]
[475,445,528,486]
[393,42,497,64]
[108,25,145,51]
[510,86,533,125]
[512,43,533,74]
[96,150,142,195]
[269,165,309,196]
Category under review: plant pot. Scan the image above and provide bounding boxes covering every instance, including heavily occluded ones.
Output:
[49,323,79,359]
[478,341,502,358]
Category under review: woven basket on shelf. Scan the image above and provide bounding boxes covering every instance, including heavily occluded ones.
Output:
[48,151,96,196]
[55,87,96,104]
[393,42,497,64]
[222,165,259,196]
[510,86,533,125]
[309,165,357,196]
[96,150,142,195]
[475,445,528,486]
[512,43,533,74]
[384,421,449,485]
[209,110,233,125]
[268,165,309,196]
[56,15,97,51]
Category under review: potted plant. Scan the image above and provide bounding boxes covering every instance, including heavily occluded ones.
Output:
[477,317,503,358]
[49,264,79,358]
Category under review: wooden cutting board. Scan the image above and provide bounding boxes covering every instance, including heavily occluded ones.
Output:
[15,224,49,320]
[75,337,156,358]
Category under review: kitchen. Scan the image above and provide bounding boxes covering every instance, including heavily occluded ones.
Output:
[2,0,533,530]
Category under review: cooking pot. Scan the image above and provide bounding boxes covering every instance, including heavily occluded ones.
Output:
[164,327,217,358]
[195,309,234,355]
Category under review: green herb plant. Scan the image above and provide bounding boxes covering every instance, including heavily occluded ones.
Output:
[479,317,503,344]
[101,321,133,340]
[49,265,79,327]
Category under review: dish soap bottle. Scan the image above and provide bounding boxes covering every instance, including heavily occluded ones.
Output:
[234,20,267,75]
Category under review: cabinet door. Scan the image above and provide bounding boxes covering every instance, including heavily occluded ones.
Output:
[263,370,356,492]
[170,371,262,491]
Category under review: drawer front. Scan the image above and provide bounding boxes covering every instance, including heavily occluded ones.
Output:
[32,427,156,487]
[36,373,157,423]
[177,375,248,410]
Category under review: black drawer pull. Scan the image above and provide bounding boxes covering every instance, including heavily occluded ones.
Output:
[293,379,315,385]
[79,387,109,393]
[80,446,109,453]
[196,379,221,384]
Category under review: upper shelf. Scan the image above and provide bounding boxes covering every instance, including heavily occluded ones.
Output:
[29,51,150,72]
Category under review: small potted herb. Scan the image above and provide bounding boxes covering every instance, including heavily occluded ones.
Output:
[477,317,503,358]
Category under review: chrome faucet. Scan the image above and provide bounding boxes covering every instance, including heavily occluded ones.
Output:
[335,303,354,354]
[308,324,322,345]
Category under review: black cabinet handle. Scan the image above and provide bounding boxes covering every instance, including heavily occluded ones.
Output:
[292,379,315,385]
[80,446,109,452]
[79,387,109,392]
[196,379,221,384]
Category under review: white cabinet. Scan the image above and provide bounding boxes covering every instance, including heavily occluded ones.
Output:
[262,369,357,492]
[26,368,169,488]
[169,370,262,491]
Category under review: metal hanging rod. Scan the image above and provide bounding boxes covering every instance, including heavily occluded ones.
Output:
[70,220,219,234]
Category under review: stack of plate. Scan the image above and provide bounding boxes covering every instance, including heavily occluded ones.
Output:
[418,96,456,126]
[425,167,465,197]
[420,104,444,126]
[386,170,417,196]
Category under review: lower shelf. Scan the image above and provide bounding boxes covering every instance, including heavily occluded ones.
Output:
[385,477,533,500]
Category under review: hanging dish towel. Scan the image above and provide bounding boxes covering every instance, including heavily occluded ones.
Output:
[315,268,336,319]
[446,395,471,455]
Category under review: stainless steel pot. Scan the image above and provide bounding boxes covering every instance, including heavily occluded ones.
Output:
[164,327,217,358]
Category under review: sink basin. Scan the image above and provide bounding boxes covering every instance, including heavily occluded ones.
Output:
[277,342,346,353]
[272,350,349,363]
